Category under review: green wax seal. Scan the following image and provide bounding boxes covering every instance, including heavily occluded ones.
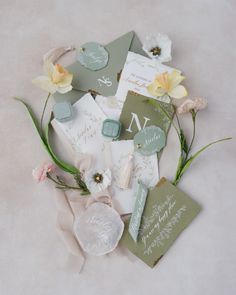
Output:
[76,42,109,71]
[134,125,166,156]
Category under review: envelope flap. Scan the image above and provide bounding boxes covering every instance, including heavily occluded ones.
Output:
[130,32,148,56]
[66,32,137,97]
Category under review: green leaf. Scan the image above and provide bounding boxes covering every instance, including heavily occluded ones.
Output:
[14,97,51,155]
[179,137,232,179]
[180,129,188,154]
[44,115,79,174]
[15,97,79,175]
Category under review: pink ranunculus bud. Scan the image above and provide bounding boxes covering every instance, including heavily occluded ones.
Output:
[32,162,55,182]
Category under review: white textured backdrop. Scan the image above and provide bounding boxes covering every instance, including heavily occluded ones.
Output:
[0,0,236,294]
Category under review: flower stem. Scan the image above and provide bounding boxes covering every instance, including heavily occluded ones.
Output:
[46,172,89,192]
[40,93,51,134]
[173,137,232,185]
[147,98,181,141]
[185,110,197,160]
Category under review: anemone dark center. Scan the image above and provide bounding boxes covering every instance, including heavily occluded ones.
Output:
[150,46,161,56]
[93,173,103,183]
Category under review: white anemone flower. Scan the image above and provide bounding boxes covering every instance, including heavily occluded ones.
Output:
[142,33,172,63]
[85,168,112,193]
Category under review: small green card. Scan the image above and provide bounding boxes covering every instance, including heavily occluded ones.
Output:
[119,91,174,142]
[134,125,166,156]
[129,181,148,242]
[121,178,201,268]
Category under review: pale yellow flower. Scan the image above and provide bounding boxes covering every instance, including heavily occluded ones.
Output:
[147,70,188,99]
[32,61,73,94]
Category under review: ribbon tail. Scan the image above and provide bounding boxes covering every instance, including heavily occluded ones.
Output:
[43,46,75,64]
[55,189,85,273]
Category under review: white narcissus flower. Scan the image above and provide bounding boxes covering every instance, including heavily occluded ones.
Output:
[142,33,172,63]
[32,61,73,94]
[85,169,112,194]
[177,97,208,114]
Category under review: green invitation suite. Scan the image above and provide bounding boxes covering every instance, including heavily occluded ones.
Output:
[119,91,174,141]
[54,31,147,103]
[121,178,201,268]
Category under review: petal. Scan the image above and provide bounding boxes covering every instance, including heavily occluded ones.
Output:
[168,85,188,99]
[169,70,185,89]
[57,73,73,88]
[32,76,57,94]
[158,53,172,63]
[147,83,166,97]
[52,64,66,83]
[57,85,72,94]
[155,72,169,90]
[43,61,54,77]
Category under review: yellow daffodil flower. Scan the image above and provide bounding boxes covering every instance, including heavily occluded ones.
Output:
[147,70,188,99]
[32,61,73,94]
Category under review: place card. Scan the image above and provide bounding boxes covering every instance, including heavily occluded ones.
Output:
[134,125,166,156]
[129,181,148,242]
[119,92,174,159]
[121,178,201,268]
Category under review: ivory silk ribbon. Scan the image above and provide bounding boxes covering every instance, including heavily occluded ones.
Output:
[43,47,114,273]
[43,46,75,64]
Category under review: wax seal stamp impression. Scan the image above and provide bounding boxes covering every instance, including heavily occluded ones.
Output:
[74,203,124,256]
[77,42,109,71]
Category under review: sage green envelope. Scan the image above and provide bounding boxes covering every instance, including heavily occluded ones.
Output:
[121,178,201,268]
[53,31,147,103]
[119,92,174,158]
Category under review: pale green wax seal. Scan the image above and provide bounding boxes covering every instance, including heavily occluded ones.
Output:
[134,125,166,156]
[76,42,109,71]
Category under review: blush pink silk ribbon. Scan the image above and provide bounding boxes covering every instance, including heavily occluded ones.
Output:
[54,152,112,273]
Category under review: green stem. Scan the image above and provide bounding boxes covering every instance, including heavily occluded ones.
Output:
[40,93,51,134]
[46,173,85,191]
[147,99,181,141]
[185,110,197,160]
[173,137,232,185]
[175,108,181,131]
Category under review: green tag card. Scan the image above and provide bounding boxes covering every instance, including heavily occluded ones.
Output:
[119,92,174,142]
[129,181,148,242]
[121,178,201,268]
[134,125,166,156]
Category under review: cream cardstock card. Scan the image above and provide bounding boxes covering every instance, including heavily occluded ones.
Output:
[52,93,109,169]
[95,51,179,119]
[106,140,159,215]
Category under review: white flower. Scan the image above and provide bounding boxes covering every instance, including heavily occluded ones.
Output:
[142,33,172,63]
[85,168,112,193]
[32,61,73,94]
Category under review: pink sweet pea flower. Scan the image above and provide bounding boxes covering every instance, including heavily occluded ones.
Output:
[32,162,55,182]
[177,97,207,114]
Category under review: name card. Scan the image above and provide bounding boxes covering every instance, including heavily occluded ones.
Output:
[121,178,201,268]
[134,125,166,156]
[129,181,148,242]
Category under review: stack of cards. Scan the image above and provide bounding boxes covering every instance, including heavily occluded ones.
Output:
[51,31,201,267]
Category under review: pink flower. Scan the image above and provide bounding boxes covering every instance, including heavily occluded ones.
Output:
[177,97,207,114]
[194,97,208,110]
[32,162,55,182]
